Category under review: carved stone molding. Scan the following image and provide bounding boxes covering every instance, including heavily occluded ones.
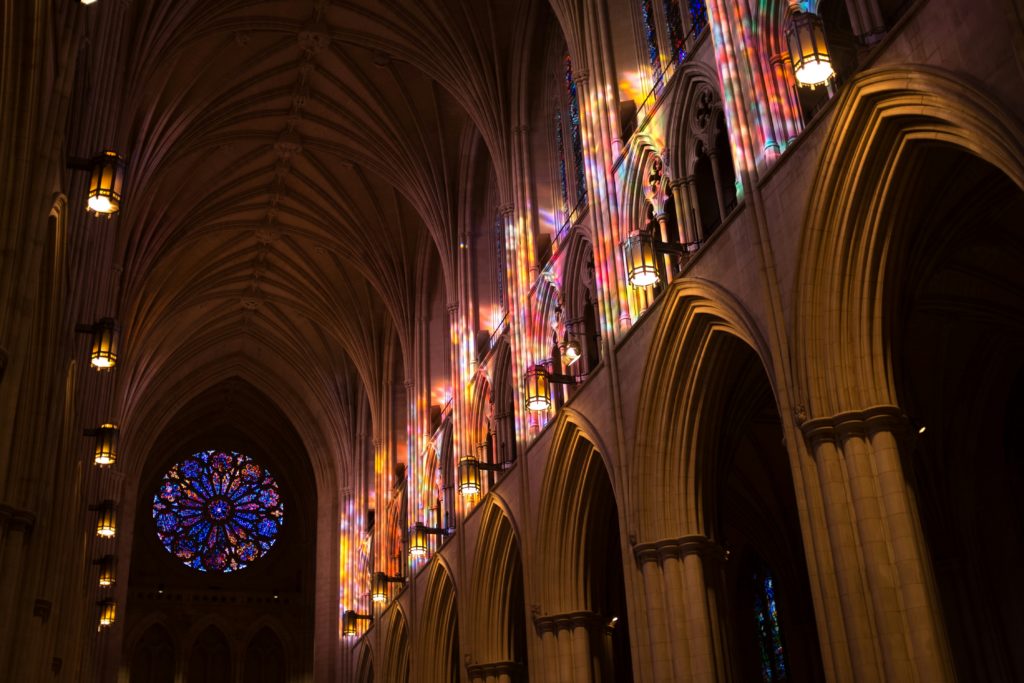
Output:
[0,503,36,532]
[533,609,606,635]
[632,533,727,566]
[466,661,522,678]
[800,405,909,444]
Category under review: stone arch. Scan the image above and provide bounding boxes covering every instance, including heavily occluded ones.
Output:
[127,621,176,683]
[663,63,727,180]
[467,495,528,671]
[795,66,1024,419]
[242,625,288,683]
[355,642,374,683]
[559,229,601,374]
[416,558,460,683]
[534,411,622,612]
[533,413,635,680]
[632,278,773,541]
[381,604,410,683]
[185,623,233,682]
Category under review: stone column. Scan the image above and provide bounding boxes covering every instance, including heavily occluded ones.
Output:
[633,535,729,683]
[800,406,955,683]
[535,611,608,683]
[467,661,521,683]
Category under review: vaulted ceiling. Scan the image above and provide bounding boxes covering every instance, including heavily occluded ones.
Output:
[97,0,560,481]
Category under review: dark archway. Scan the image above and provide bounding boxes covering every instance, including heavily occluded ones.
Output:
[187,626,231,683]
[129,624,175,683]
[887,146,1024,681]
[710,339,825,683]
[243,627,287,683]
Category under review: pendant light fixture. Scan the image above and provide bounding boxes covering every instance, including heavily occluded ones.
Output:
[92,500,117,538]
[76,318,119,370]
[96,555,116,588]
[342,610,373,637]
[786,11,835,88]
[84,424,118,467]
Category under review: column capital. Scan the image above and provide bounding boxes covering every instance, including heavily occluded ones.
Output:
[0,503,36,532]
[466,661,522,678]
[800,404,909,443]
[498,203,514,219]
[632,533,727,565]
[533,609,605,634]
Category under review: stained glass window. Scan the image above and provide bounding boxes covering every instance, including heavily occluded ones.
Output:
[753,568,788,682]
[153,450,284,572]
[641,0,662,75]
[689,0,708,37]
[564,54,588,207]
[664,0,688,63]
[554,110,569,212]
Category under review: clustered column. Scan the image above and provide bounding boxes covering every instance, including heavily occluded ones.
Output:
[799,406,955,683]
[633,535,730,683]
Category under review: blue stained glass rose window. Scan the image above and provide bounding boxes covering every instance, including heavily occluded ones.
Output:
[152,450,284,572]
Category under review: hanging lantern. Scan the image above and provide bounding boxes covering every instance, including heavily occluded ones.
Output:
[409,523,429,558]
[87,424,119,467]
[562,339,582,366]
[623,232,659,287]
[89,318,119,369]
[95,500,117,538]
[371,571,389,604]
[86,151,126,217]
[524,366,551,412]
[98,599,116,628]
[342,610,359,637]
[458,457,482,496]
[97,555,116,588]
[786,12,835,88]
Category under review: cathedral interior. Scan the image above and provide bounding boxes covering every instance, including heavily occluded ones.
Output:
[1,0,1023,681]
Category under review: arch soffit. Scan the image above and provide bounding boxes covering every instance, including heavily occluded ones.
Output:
[181,617,235,660]
[124,612,178,654]
[468,493,525,663]
[795,65,1024,419]
[534,410,621,612]
[632,277,774,542]
[415,558,459,683]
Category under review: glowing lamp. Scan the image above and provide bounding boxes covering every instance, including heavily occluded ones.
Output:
[98,599,116,628]
[786,12,834,88]
[623,232,659,287]
[458,457,482,496]
[525,366,551,412]
[94,500,117,538]
[410,524,429,557]
[84,424,118,467]
[85,151,126,216]
[342,610,372,637]
[562,339,582,366]
[76,318,120,370]
[371,572,403,604]
[97,555,116,588]
[89,318,118,369]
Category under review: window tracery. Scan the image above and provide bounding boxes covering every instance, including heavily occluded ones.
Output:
[152,450,283,573]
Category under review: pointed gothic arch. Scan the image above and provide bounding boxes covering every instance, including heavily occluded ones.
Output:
[795,66,1024,419]
[417,558,460,683]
